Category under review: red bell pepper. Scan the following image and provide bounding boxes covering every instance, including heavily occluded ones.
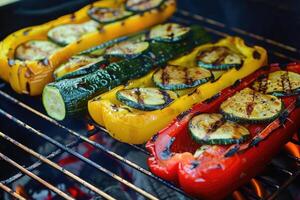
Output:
[146,63,300,200]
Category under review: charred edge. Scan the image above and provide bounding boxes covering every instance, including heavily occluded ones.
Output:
[151,133,159,142]
[190,160,200,170]
[296,96,300,108]
[160,137,175,160]
[160,90,173,107]
[279,110,289,125]
[23,28,31,36]
[208,117,225,134]
[70,13,76,21]
[122,107,132,113]
[176,109,192,121]
[187,88,198,96]
[261,65,271,71]
[26,82,31,94]
[231,79,241,89]
[224,145,240,157]
[253,50,261,60]
[203,93,220,104]
[249,136,263,147]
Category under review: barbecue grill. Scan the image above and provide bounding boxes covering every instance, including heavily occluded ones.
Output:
[0,0,300,199]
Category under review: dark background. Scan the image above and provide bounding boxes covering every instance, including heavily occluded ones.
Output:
[0,0,300,50]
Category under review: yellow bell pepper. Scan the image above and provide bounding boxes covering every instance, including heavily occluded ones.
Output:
[88,37,267,144]
[0,0,176,95]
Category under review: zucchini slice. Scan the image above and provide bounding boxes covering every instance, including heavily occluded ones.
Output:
[125,0,164,12]
[220,88,283,123]
[43,86,66,121]
[48,20,100,46]
[116,87,178,111]
[189,113,250,145]
[152,65,212,90]
[150,23,191,42]
[105,41,149,58]
[252,70,300,97]
[88,7,132,24]
[197,46,244,70]
[53,55,105,80]
[15,40,60,61]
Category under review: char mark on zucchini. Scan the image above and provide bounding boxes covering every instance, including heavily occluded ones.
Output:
[196,46,244,70]
[126,0,165,12]
[88,7,132,24]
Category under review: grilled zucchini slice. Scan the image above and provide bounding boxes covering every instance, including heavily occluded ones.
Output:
[105,41,149,59]
[252,70,300,97]
[48,20,100,46]
[126,0,164,12]
[150,23,191,42]
[88,7,132,24]
[15,40,60,61]
[220,88,283,123]
[152,65,212,90]
[197,46,244,70]
[189,113,250,145]
[116,87,178,111]
[53,55,105,80]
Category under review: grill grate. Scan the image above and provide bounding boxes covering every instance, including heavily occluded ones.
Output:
[0,10,299,200]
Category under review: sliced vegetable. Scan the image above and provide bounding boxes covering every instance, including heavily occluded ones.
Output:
[150,23,191,42]
[53,55,105,80]
[126,0,164,12]
[189,113,250,145]
[88,7,132,24]
[220,88,283,123]
[15,40,60,61]
[116,87,177,110]
[105,41,149,58]
[197,46,244,70]
[152,65,212,90]
[252,70,300,97]
[43,25,210,120]
[48,20,100,46]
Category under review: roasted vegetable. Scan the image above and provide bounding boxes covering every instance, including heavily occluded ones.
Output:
[47,20,100,46]
[146,63,300,200]
[150,23,191,42]
[252,70,300,97]
[15,40,61,61]
[152,64,212,90]
[126,0,164,12]
[116,87,177,110]
[0,0,176,95]
[220,88,283,123]
[43,25,209,120]
[88,7,132,23]
[197,46,244,70]
[105,41,149,59]
[88,37,267,144]
[189,113,250,145]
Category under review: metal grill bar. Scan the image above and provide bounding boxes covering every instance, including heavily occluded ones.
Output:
[0,90,190,197]
[0,132,115,200]
[0,183,26,200]
[0,152,74,200]
[3,137,81,185]
[0,108,159,200]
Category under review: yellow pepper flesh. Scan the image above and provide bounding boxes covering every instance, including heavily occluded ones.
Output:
[88,37,268,144]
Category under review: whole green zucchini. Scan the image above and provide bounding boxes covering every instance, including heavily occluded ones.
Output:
[42,25,211,120]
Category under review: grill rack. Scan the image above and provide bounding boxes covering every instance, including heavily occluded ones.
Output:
[0,10,299,200]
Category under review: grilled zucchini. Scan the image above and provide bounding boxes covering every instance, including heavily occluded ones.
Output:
[88,7,132,24]
[105,41,149,59]
[189,113,250,145]
[152,65,212,90]
[197,46,244,70]
[126,0,164,12]
[252,70,300,97]
[220,88,283,123]
[15,40,60,61]
[48,20,100,46]
[150,23,191,42]
[116,87,178,111]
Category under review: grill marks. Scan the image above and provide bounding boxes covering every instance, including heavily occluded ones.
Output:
[280,71,292,95]
[133,88,144,104]
[246,89,256,117]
